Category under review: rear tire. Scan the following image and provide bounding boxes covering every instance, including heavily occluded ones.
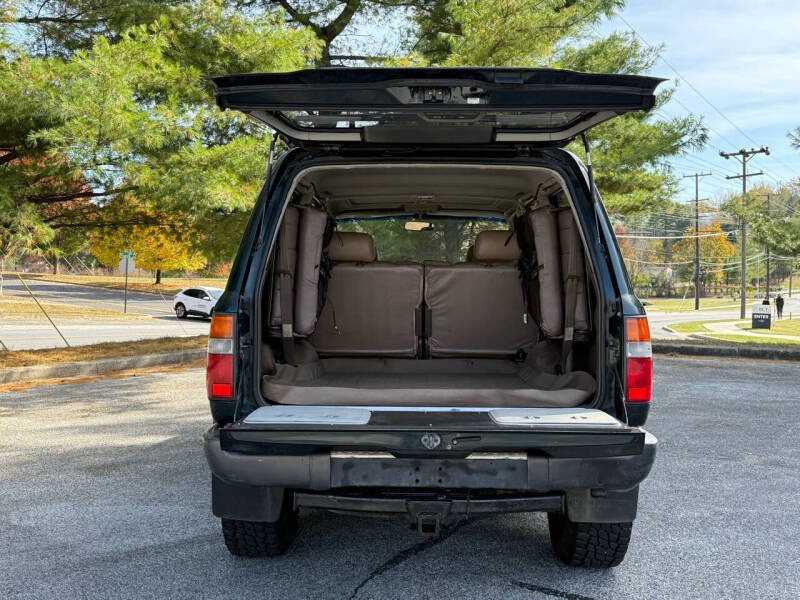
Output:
[175,303,187,318]
[221,495,298,557]
[547,512,632,568]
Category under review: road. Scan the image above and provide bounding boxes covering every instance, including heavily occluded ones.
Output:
[2,277,181,316]
[2,357,798,599]
[646,308,741,339]
[0,278,209,349]
[646,295,800,339]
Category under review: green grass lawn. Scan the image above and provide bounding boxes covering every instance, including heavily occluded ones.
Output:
[736,319,800,335]
[0,294,150,321]
[0,335,207,368]
[6,273,228,296]
[658,335,800,349]
[667,317,800,346]
[698,333,800,346]
[641,297,747,312]
[666,320,737,334]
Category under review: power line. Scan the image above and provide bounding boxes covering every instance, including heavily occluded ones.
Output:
[618,14,761,148]
[762,154,800,179]
[657,99,741,150]
[617,230,736,240]
[673,154,739,177]
[618,14,797,183]
[623,257,695,265]
[703,252,765,267]
[622,253,765,268]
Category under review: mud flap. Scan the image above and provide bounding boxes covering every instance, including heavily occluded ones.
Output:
[565,486,639,523]
[211,474,286,522]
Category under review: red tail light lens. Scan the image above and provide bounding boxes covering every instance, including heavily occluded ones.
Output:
[625,316,652,403]
[207,314,234,400]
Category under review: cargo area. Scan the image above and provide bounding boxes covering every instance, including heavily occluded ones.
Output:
[262,356,596,407]
[258,164,600,409]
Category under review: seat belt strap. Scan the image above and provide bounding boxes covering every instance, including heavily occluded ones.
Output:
[562,224,580,372]
[278,218,296,365]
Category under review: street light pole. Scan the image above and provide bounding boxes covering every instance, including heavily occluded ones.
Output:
[124,255,129,314]
[720,146,769,319]
[758,193,772,302]
[683,172,712,310]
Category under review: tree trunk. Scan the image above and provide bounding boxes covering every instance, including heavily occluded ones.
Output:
[155,269,162,285]
[319,43,332,66]
[53,259,59,274]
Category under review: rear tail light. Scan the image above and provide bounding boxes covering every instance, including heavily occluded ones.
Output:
[207,314,234,400]
[625,316,652,403]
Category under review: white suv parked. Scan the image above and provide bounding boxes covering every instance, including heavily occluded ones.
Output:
[173,287,223,319]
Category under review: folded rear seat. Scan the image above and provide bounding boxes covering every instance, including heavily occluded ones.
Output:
[425,230,538,357]
[269,206,299,329]
[311,232,424,357]
[558,209,589,331]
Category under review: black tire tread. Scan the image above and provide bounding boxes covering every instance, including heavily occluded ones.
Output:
[548,512,632,568]
[221,493,298,557]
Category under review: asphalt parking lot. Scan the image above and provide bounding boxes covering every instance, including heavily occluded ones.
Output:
[1,357,798,600]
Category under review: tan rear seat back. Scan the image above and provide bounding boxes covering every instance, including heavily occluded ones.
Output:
[558,210,589,331]
[327,231,376,262]
[426,231,538,357]
[472,229,520,262]
[270,206,299,328]
[528,207,564,337]
[311,232,423,357]
[293,207,328,336]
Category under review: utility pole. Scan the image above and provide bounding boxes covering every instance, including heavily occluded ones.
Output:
[720,146,769,319]
[757,193,772,302]
[683,172,712,310]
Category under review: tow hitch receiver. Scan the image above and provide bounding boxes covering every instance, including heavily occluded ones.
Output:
[408,501,450,536]
[293,491,565,538]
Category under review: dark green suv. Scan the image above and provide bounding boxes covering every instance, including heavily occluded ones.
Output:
[202,67,657,567]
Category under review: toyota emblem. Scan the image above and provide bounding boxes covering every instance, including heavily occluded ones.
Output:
[421,433,441,450]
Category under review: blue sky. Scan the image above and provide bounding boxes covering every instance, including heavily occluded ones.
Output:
[601,0,800,201]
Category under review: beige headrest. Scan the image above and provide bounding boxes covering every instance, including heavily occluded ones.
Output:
[472,230,520,262]
[328,231,376,262]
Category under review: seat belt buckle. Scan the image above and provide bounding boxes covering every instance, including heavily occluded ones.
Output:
[564,326,574,342]
[281,324,294,338]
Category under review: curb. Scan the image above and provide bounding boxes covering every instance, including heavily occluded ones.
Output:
[652,341,800,362]
[0,349,206,384]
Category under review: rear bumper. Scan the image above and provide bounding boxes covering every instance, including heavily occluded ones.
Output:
[204,426,656,492]
[203,426,656,522]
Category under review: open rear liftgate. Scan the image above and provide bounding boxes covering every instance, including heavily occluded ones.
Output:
[204,406,656,534]
[204,68,665,535]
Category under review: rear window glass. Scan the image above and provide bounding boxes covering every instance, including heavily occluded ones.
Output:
[335,216,506,263]
[279,110,582,131]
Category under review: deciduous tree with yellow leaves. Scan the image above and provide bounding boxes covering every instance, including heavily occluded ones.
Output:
[90,203,206,283]
[671,223,735,293]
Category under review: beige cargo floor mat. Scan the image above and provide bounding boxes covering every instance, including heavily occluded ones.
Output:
[262,358,596,408]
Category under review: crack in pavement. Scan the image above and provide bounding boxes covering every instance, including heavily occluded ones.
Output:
[512,580,596,600]
[346,519,471,600]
